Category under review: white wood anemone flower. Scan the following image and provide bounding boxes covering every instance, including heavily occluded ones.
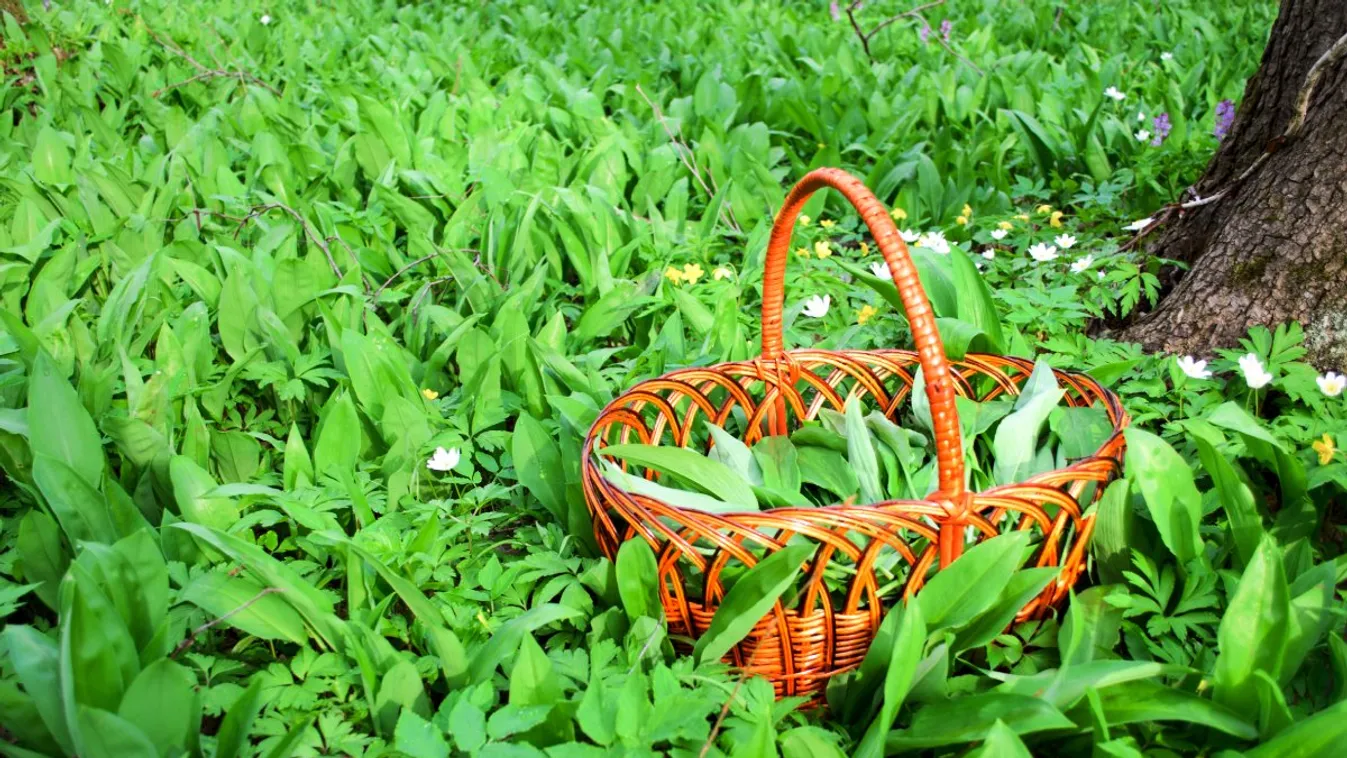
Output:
[802,295,831,319]
[426,446,461,472]
[1238,353,1273,389]
[1317,371,1345,397]
[1028,243,1058,262]
[1176,355,1213,380]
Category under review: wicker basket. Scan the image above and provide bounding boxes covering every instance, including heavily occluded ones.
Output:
[581,168,1129,698]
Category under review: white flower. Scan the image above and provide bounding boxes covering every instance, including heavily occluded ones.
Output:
[1135,129,1151,142]
[1238,353,1273,389]
[900,228,920,243]
[1104,86,1126,101]
[426,446,461,472]
[1055,234,1077,249]
[1028,243,1058,262]
[802,295,831,318]
[260,13,272,24]
[1176,355,1212,380]
[1123,217,1153,232]
[917,231,950,255]
[1097,271,1106,280]
[981,249,995,260]
[990,228,1008,240]
[870,261,890,279]
[1161,52,1173,61]
[1317,371,1346,397]
[1138,112,1146,121]
[1070,254,1094,273]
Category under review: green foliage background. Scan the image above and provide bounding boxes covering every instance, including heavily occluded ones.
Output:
[7,1,1347,757]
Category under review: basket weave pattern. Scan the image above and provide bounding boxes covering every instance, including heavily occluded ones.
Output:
[581,169,1129,698]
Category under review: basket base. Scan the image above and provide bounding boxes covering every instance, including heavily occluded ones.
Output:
[674,601,874,699]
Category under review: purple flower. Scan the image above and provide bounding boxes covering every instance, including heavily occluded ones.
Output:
[919,24,931,43]
[940,19,952,42]
[829,0,840,21]
[1214,99,1236,140]
[1151,112,1171,147]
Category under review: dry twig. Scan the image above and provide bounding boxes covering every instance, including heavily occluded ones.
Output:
[147,27,280,98]
[170,587,281,659]
[845,0,982,75]
[634,83,742,233]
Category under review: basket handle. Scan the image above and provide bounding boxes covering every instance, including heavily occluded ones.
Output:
[760,167,965,499]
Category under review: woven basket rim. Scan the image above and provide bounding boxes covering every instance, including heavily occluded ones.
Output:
[583,348,1130,518]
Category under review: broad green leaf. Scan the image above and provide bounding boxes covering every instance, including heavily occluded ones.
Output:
[1247,699,1347,758]
[394,709,449,758]
[214,676,264,758]
[1123,428,1203,563]
[314,392,361,475]
[600,460,751,514]
[169,456,240,532]
[17,504,70,608]
[598,443,757,508]
[752,435,802,499]
[993,361,1065,484]
[918,531,1032,631]
[169,523,344,650]
[468,604,581,685]
[4,625,73,754]
[615,538,661,622]
[966,720,1032,758]
[1091,479,1135,583]
[1077,680,1256,739]
[693,542,814,665]
[952,567,1058,653]
[32,127,73,186]
[885,693,1074,752]
[29,352,103,490]
[1191,434,1262,569]
[846,397,884,505]
[1214,535,1290,719]
[73,707,157,758]
[179,570,309,645]
[780,727,847,758]
[1058,584,1127,666]
[512,414,568,525]
[116,659,199,757]
[855,601,926,758]
[706,422,761,485]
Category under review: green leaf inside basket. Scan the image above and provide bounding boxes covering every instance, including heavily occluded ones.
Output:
[597,444,758,510]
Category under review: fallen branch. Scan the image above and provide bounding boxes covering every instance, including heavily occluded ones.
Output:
[147,27,280,98]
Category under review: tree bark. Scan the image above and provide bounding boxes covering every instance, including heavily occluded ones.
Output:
[1121,0,1347,367]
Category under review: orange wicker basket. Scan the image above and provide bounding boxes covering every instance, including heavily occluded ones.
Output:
[581,168,1129,698]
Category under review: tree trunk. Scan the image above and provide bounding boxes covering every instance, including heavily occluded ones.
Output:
[1121,0,1347,367]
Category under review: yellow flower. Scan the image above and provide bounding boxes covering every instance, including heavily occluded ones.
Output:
[664,266,684,283]
[998,221,1014,230]
[682,263,704,284]
[819,219,836,229]
[1314,433,1337,465]
[1036,204,1052,215]
[421,388,439,400]
[961,204,973,218]
[857,304,879,325]
[956,216,969,225]
[799,215,811,226]
[817,142,826,150]
[891,207,908,221]
[795,246,811,258]
[859,241,870,254]
[1049,210,1065,228]
[713,266,733,280]
[813,240,832,259]
[1015,213,1030,222]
